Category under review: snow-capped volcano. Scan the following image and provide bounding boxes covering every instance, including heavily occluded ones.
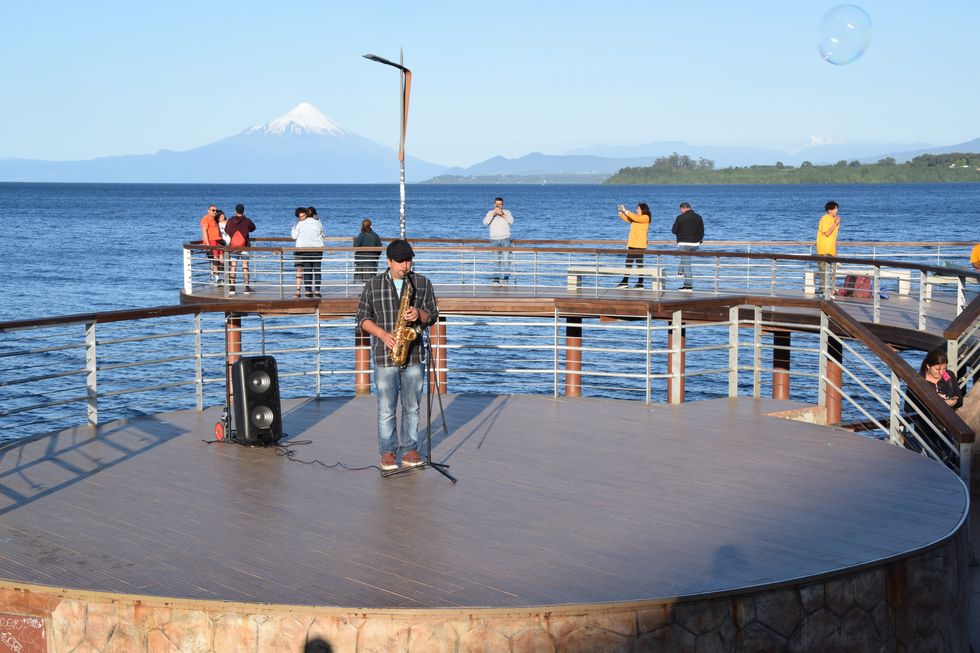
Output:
[246,102,346,137]
[0,101,449,182]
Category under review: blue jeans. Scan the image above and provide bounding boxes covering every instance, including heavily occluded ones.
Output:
[490,238,512,281]
[375,363,424,455]
[677,244,700,287]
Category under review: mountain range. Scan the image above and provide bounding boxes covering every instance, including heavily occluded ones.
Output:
[433,138,980,180]
[1,103,977,183]
[0,103,447,184]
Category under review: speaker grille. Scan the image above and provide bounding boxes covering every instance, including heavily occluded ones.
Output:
[250,405,275,429]
[248,370,272,394]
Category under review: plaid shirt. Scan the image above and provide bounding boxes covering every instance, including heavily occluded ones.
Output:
[356,270,438,367]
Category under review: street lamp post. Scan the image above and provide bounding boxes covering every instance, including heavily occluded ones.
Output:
[363,50,412,240]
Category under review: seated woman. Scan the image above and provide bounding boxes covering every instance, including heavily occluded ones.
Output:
[903,347,962,460]
[919,347,963,410]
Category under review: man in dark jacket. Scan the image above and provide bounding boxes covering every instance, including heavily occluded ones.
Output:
[671,202,704,291]
[225,203,256,295]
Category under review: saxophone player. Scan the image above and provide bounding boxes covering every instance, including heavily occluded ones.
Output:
[355,239,439,471]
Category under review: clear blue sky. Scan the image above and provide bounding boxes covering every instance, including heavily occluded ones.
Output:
[0,1,977,167]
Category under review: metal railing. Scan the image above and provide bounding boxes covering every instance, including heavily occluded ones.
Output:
[183,242,979,332]
[2,294,974,482]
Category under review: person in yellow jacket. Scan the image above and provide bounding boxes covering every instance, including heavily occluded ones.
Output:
[970,243,980,271]
[816,200,841,298]
[616,202,652,288]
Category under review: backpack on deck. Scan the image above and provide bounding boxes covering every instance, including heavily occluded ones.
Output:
[851,275,872,298]
[838,274,872,298]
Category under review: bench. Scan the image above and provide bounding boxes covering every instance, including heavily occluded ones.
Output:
[567,265,663,291]
[804,266,911,296]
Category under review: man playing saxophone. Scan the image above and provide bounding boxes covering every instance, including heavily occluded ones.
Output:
[355,239,439,471]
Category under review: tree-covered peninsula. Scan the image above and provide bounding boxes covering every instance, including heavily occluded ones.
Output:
[605,153,980,185]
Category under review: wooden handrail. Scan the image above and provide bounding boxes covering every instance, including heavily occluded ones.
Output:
[0,300,355,332]
[183,240,980,280]
[821,301,974,444]
[2,293,972,444]
[245,237,979,248]
[944,294,980,340]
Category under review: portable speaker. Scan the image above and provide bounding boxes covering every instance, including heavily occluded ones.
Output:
[231,355,283,445]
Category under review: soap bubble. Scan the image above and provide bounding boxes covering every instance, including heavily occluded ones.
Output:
[817,4,872,65]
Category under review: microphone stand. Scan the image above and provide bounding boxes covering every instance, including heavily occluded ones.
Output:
[382,282,455,483]
[422,325,455,482]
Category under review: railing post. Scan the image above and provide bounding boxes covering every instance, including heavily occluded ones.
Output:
[85,320,98,427]
[279,250,285,299]
[960,442,974,488]
[872,267,881,324]
[769,260,777,297]
[772,331,791,400]
[889,371,901,445]
[667,311,684,404]
[565,316,582,398]
[314,308,321,398]
[183,248,193,294]
[355,328,371,396]
[918,270,927,331]
[553,309,559,398]
[226,314,242,407]
[825,333,843,426]
[645,311,652,404]
[194,313,203,411]
[429,318,447,395]
[728,306,739,397]
[818,313,828,410]
[957,278,965,314]
[714,256,720,294]
[946,338,959,377]
[752,306,762,398]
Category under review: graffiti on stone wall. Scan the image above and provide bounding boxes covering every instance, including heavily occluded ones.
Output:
[0,614,45,653]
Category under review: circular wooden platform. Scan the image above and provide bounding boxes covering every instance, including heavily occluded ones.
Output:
[0,395,969,651]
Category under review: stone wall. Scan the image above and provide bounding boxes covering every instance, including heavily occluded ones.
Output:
[0,530,967,652]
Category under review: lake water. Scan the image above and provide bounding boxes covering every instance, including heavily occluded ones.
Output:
[1,182,977,442]
[1,182,978,321]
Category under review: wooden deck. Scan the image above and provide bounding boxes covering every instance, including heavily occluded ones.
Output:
[0,394,966,610]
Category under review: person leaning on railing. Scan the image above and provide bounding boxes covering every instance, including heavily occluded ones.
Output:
[291,207,324,298]
[353,218,383,282]
[672,202,704,292]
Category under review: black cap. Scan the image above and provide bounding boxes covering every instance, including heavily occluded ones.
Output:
[386,239,415,262]
[679,202,691,209]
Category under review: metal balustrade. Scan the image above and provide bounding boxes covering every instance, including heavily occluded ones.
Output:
[183,242,979,332]
[2,292,973,482]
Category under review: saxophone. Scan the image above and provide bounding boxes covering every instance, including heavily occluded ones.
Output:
[388,277,418,365]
